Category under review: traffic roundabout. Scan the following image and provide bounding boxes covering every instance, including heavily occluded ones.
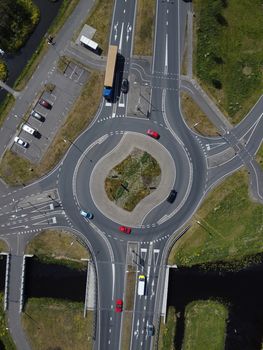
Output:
[71,123,196,230]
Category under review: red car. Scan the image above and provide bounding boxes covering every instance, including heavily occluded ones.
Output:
[119,226,131,234]
[39,99,52,109]
[115,299,123,313]
[147,129,159,139]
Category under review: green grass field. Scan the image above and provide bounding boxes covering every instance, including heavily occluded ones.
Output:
[180,92,218,136]
[169,170,263,267]
[26,229,89,269]
[158,306,176,350]
[256,144,263,169]
[194,0,263,124]
[22,298,93,350]
[133,0,155,55]
[0,293,16,349]
[182,300,227,350]
[86,0,114,53]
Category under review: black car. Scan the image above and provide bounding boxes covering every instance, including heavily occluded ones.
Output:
[167,190,177,203]
[146,324,155,337]
[121,78,129,93]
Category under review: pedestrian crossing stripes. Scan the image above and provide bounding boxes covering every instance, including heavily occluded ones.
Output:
[97,114,126,123]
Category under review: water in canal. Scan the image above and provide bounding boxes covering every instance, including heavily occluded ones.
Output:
[24,258,87,302]
[168,260,263,350]
[0,0,62,103]
[0,255,6,291]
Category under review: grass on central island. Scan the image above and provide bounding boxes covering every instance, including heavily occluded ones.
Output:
[182,300,228,350]
[105,148,161,211]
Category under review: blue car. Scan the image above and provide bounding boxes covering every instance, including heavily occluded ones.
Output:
[80,210,93,219]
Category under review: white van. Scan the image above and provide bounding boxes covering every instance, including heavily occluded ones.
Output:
[22,124,41,138]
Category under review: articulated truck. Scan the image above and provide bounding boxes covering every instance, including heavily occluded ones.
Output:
[103,45,118,101]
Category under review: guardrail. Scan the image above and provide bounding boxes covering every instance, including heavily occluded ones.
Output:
[20,255,33,313]
[2,253,10,311]
[153,225,191,349]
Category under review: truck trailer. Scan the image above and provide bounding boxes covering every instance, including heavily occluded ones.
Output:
[103,45,118,101]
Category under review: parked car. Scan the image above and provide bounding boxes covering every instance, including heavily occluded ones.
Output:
[121,78,129,93]
[115,299,123,313]
[39,99,52,109]
[167,189,177,203]
[119,226,131,234]
[80,210,93,219]
[14,136,29,148]
[22,124,41,138]
[31,110,45,122]
[146,324,155,337]
[146,129,160,139]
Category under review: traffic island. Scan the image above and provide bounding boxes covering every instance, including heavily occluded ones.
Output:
[105,148,161,211]
[89,132,176,226]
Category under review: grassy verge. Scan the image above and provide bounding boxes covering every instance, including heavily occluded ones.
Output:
[121,265,136,349]
[256,144,263,170]
[22,298,93,350]
[86,0,114,54]
[0,292,16,349]
[0,94,15,128]
[168,170,263,267]
[133,0,155,56]
[180,92,218,136]
[182,300,227,350]
[194,0,263,124]
[0,71,104,185]
[0,61,8,81]
[25,229,89,268]
[124,266,136,311]
[121,312,133,350]
[158,306,176,350]
[0,239,9,252]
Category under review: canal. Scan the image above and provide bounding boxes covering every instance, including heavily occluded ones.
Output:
[24,258,87,302]
[168,260,263,350]
[0,0,62,103]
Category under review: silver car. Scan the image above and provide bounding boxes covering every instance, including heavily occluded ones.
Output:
[31,110,45,122]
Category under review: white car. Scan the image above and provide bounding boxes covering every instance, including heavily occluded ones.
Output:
[14,136,29,148]
[22,124,35,135]
[80,210,93,219]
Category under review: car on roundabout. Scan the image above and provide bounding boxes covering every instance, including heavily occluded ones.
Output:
[167,189,177,203]
[119,226,131,234]
[146,129,160,139]
[115,299,123,313]
[80,210,93,219]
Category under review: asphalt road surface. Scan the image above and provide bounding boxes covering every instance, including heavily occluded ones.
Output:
[0,0,262,349]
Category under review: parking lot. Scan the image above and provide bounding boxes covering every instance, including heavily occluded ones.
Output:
[11,62,89,163]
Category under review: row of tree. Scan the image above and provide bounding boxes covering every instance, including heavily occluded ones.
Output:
[0,0,39,53]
